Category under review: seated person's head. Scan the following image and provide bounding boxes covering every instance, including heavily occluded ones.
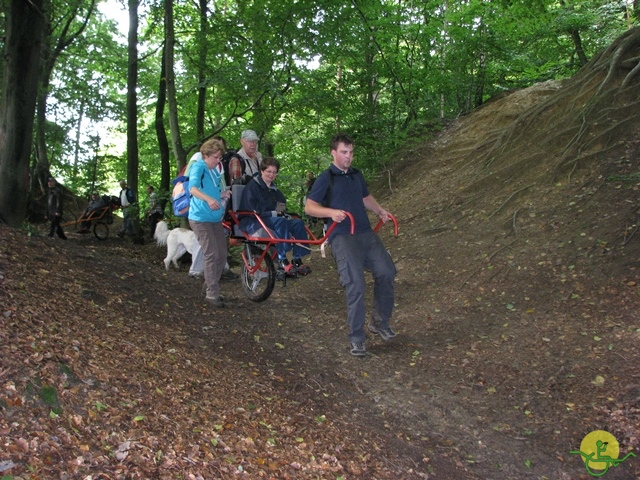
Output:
[261,157,280,172]
[260,157,280,184]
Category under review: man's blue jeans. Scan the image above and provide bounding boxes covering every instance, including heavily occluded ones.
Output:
[330,231,396,343]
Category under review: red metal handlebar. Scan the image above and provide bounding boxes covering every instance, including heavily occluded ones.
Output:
[226,211,398,244]
[373,213,399,236]
[226,210,356,245]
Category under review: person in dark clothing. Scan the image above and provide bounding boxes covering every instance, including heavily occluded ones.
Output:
[305,133,396,357]
[46,177,67,240]
[239,157,311,278]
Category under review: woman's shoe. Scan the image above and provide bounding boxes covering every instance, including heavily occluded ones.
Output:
[205,295,225,308]
[293,259,311,276]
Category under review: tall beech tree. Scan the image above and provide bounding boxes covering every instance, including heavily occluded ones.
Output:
[0,0,46,227]
[164,0,187,172]
[127,0,141,199]
[155,43,171,204]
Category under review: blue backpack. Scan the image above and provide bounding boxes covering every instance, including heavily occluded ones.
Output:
[171,175,190,217]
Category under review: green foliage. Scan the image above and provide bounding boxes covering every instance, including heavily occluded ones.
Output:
[38,385,57,405]
[38,384,61,415]
[606,172,640,185]
[21,221,36,237]
[34,0,637,205]
[46,8,127,196]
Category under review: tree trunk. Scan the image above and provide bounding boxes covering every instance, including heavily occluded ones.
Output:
[127,0,140,198]
[72,97,86,181]
[570,29,589,66]
[127,0,142,238]
[165,0,187,172]
[33,76,51,194]
[155,43,171,207]
[196,0,208,141]
[474,52,486,108]
[0,0,46,226]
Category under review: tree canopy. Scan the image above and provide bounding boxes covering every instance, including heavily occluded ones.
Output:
[0,0,637,226]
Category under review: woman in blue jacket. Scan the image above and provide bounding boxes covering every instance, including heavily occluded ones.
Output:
[188,139,231,308]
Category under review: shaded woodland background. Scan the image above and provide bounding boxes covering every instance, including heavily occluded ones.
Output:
[0,0,638,227]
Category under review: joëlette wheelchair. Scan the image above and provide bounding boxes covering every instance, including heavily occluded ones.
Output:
[223,184,398,302]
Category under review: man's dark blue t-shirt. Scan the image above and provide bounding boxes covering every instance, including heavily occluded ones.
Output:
[307,164,372,241]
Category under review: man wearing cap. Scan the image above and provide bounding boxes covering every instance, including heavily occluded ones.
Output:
[46,177,67,240]
[229,129,263,184]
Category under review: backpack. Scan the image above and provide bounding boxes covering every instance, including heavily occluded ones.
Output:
[171,175,191,217]
[99,195,118,224]
[221,149,250,186]
[171,169,207,218]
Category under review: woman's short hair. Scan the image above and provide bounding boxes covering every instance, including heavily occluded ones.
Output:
[200,138,224,157]
[260,157,280,172]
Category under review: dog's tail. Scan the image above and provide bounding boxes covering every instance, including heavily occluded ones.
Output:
[154,220,171,246]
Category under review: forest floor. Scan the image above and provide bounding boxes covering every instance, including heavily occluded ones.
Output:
[2,81,640,480]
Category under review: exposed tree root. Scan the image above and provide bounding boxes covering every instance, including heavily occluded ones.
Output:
[486,184,534,219]
[452,27,640,222]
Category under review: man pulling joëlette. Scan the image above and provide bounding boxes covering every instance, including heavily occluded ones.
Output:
[305,133,397,357]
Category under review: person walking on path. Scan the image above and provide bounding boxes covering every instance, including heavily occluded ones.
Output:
[117,180,136,238]
[188,138,230,308]
[145,185,164,240]
[185,136,238,280]
[305,133,397,357]
[46,177,67,240]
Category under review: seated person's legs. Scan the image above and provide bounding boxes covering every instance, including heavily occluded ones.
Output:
[264,216,293,266]
[78,209,92,233]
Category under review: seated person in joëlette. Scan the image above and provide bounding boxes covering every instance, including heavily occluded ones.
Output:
[78,192,107,233]
[238,157,312,277]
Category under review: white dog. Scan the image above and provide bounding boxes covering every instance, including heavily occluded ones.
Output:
[154,220,201,271]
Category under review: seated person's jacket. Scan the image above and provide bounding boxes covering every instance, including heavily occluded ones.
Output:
[238,176,286,234]
[83,196,107,218]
